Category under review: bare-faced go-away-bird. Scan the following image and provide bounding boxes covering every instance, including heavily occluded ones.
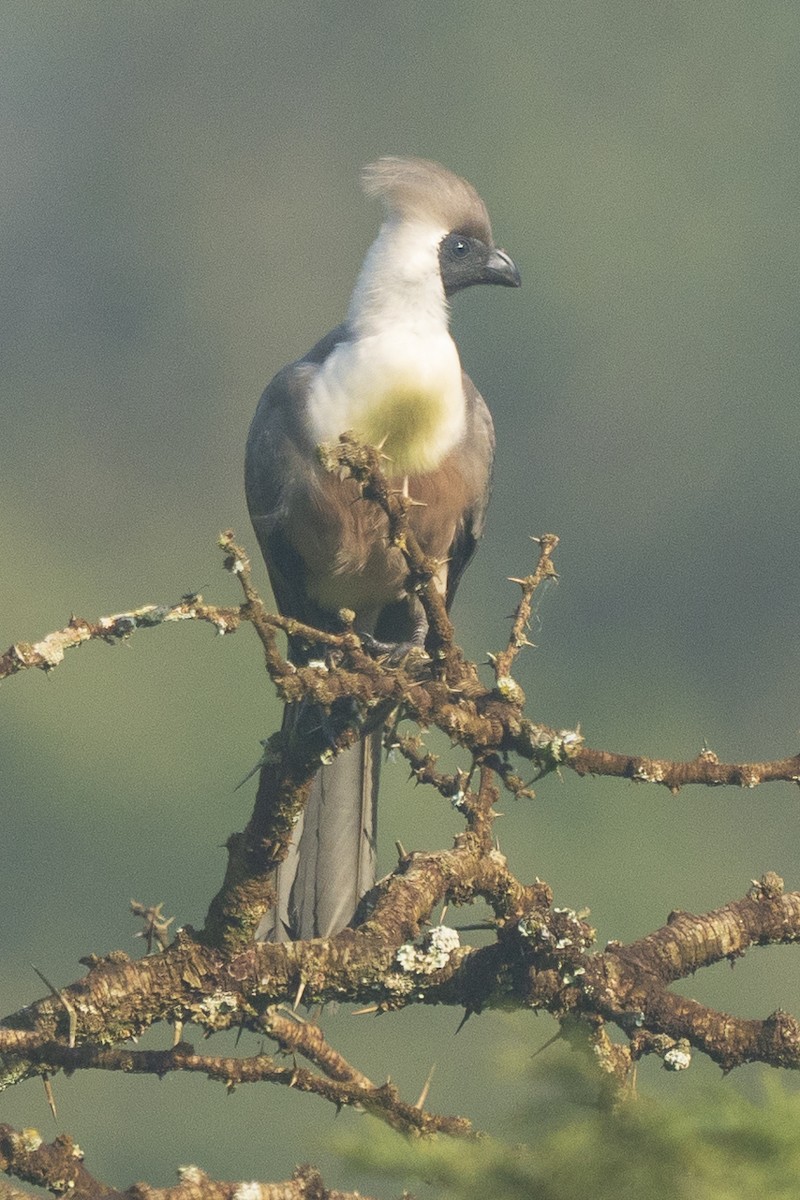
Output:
[245,157,520,941]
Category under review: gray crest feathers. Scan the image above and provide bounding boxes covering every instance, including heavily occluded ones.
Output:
[362,156,493,242]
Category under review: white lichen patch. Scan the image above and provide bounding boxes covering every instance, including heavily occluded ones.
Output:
[395,925,461,975]
[663,1042,692,1071]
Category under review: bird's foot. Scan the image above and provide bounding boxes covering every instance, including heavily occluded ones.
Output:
[359,632,429,666]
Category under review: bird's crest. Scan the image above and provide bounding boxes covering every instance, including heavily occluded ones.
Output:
[362,156,493,242]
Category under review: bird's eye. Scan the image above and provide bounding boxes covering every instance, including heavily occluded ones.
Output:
[450,237,470,257]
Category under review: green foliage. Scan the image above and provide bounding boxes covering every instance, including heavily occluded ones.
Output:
[338,1050,800,1200]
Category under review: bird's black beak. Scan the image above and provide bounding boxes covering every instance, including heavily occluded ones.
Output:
[482,248,521,288]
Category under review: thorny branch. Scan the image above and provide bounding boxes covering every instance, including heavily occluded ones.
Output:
[489,531,560,690]
[5,455,798,799]
[0,1029,469,1138]
[4,433,800,1194]
[0,1126,373,1200]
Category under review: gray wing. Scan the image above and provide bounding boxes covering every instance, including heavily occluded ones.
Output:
[244,324,351,643]
[444,373,495,611]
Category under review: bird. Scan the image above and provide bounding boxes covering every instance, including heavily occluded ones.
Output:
[245,156,520,941]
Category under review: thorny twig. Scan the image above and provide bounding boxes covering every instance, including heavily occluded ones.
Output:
[490,532,560,689]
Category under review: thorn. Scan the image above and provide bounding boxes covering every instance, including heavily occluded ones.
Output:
[293,979,307,1011]
[405,496,428,508]
[440,903,449,925]
[32,964,77,1048]
[455,1009,472,1035]
[531,1030,563,1059]
[414,1063,436,1109]
[234,760,262,790]
[374,434,390,451]
[42,1073,57,1120]
[31,963,58,995]
[173,1019,184,1048]
[281,1004,308,1026]
[352,1004,380,1016]
[507,576,528,586]
[395,840,407,861]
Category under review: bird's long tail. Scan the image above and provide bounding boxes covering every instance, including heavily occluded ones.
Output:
[255,724,381,941]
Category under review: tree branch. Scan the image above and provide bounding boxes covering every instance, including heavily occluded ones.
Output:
[0,1126,375,1200]
[6,432,800,1189]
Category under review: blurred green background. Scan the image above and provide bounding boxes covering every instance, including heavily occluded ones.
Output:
[2,1,799,1193]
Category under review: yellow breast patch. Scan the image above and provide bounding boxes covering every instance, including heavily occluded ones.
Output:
[352,385,461,474]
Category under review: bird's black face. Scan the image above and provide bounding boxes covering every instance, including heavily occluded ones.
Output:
[438,232,521,296]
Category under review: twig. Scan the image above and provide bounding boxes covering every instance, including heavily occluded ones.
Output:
[131,901,174,953]
[0,599,241,681]
[264,1006,375,1088]
[490,532,559,684]
[0,1040,472,1139]
[571,745,800,793]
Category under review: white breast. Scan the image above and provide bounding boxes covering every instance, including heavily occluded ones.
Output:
[306,215,466,474]
[307,330,465,474]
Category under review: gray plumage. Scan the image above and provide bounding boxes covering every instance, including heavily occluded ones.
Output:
[245,157,519,941]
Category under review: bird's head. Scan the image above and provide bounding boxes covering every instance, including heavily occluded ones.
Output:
[362,156,520,298]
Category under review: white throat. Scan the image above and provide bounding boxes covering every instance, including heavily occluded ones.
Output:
[306,218,466,475]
